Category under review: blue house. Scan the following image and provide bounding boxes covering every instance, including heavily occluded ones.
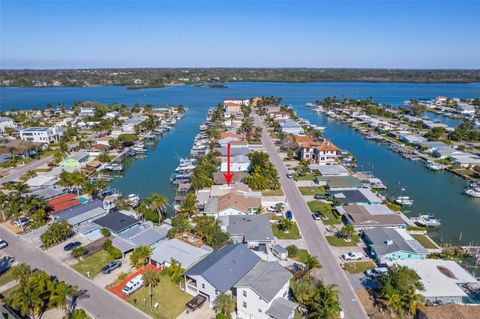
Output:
[363,228,428,264]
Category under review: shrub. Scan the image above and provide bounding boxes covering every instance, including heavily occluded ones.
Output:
[101,228,111,237]
[103,239,122,259]
[40,220,74,248]
[117,272,129,282]
[286,245,298,257]
[71,246,88,258]
[71,309,91,319]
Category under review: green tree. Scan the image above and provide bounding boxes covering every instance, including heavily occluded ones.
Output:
[306,282,341,319]
[215,293,236,318]
[11,263,32,285]
[179,192,197,218]
[193,216,230,248]
[278,218,293,232]
[339,224,355,240]
[40,220,74,248]
[304,253,321,275]
[9,279,44,319]
[143,270,160,308]
[130,246,153,269]
[167,258,184,283]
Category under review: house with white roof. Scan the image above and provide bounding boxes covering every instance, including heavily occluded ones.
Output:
[0,117,16,132]
[150,239,211,269]
[20,127,61,144]
[235,262,297,319]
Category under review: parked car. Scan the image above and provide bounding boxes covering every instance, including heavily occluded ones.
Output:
[313,194,328,200]
[11,217,30,228]
[365,267,388,278]
[0,239,7,249]
[285,211,293,220]
[101,261,122,274]
[287,263,306,274]
[0,256,14,274]
[341,252,363,261]
[339,307,345,319]
[63,241,81,251]
[312,213,321,220]
[286,173,293,179]
[122,274,144,296]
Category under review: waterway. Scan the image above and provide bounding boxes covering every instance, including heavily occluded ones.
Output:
[1,82,479,245]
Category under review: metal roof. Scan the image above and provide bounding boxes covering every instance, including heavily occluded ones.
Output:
[184,243,260,293]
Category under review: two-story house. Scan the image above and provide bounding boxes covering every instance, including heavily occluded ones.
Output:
[300,141,340,165]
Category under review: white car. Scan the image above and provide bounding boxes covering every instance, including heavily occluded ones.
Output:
[365,267,388,278]
[341,252,363,261]
[0,239,8,249]
[121,274,144,296]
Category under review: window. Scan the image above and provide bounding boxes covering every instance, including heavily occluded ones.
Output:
[201,283,205,289]
[243,290,247,297]
[243,302,247,308]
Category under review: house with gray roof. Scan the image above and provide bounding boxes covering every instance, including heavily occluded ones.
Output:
[363,228,428,264]
[221,215,274,249]
[150,239,211,269]
[52,200,107,228]
[93,211,140,234]
[183,243,260,305]
[111,222,171,255]
[330,188,383,205]
[235,262,297,319]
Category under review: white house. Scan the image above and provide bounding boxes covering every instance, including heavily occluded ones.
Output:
[235,262,297,319]
[20,127,60,144]
[79,107,96,117]
[122,116,147,133]
[278,119,304,135]
[301,141,340,165]
[0,117,16,133]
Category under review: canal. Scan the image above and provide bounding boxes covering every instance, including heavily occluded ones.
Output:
[1,82,479,244]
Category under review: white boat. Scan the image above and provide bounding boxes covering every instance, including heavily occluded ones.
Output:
[465,183,480,198]
[127,194,141,206]
[394,196,414,206]
[426,160,443,171]
[416,215,441,227]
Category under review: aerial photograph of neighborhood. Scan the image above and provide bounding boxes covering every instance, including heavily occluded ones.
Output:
[0,1,479,319]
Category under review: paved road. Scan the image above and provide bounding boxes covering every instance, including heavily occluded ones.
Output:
[0,228,150,319]
[0,155,53,184]
[254,114,368,319]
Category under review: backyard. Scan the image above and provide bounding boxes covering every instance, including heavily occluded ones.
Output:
[307,200,341,225]
[73,250,114,277]
[411,234,438,249]
[127,273,191,319]
[293,173,316,181]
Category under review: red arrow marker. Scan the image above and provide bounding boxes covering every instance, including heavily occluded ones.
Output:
[223,143,234,186]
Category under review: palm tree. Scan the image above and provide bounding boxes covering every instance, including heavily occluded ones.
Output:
[256,205,264,215]
[9,280,44,319]
[306,282,341,319]
[143,270,160,308]
[179,192,197,218]
[13,182,30,199]
[149,193,168,222]
[48,281,80,318]
[215,293,235,318]
[304,253,321,274]
[167,258,184,283]
[11,263,32,285]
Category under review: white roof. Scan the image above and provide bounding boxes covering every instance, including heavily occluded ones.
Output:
[26,174,58,187]
[392,259,478,298]
[150,239,210,269]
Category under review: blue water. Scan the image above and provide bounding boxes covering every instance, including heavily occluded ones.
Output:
[1,82,480,245]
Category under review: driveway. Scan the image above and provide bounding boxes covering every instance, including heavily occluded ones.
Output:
[0,226,150,319]
[46,235,91,265]
[0,155,53,184]
[253,114,368,319]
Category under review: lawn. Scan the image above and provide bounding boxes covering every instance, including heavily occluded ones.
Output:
[0,268,16,286]
[290,248,310,264]
[272,223,301,239]
[326,234,360,246]
[343,261,376,274]
[262,189,284,196]
[307,201,341,225]
[73,250,114,277]
[293,174,316,181]
[127,273,191,319]
[411,234,438,249]
[298,186,327,196]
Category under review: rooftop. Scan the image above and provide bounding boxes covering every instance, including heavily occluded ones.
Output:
[364,228,428,257]
[150,239,211,269]
[337,204,405,228]
[331,188,382,205]
[223,215,274,242]
[93,211,140,233]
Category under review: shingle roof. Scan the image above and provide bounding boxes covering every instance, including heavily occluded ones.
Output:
[338,205,405,228]
[93,212,139,233]
[226,215,274,242]
[364,228,428,257]
[54,200,105,224]
[217,191,261,213]
[235,262,292,302]
[331,188,382,205]
[266,298,298,319]
[184,243,260,293]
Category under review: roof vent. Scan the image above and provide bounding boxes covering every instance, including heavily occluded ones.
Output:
[385,240,393,246]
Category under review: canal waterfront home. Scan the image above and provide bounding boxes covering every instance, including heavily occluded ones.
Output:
[391,259,480,305]
[416,303,480,319]
[220,154,250,172]
[363,228,428,264]
[235,261,297,319]
[150,239,211,269]
[300,140,340,165]
[213,171,250,185]
[337,204,406,230]
[220,215,274,249]
[310,164,349,176]
[204,187,262,217]
[183,243,261,306]
[0,116,16,132]
[19,126,61,144]
[330,188,383,205]
[278,119,304,135]
[122,116,148,133]
[60,150,89,169]
[316,175,364,191]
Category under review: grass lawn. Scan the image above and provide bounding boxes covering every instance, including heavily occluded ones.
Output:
[343,261,376,274]
[262,189,284,196]
[293,174,316,181]
[272,223,301,239]
[127,273,190,319]
[73,250,114,277]
[411,234,438,249]
[298,186,327,196]
[307,201,341,225]
[326,234,360,246]
[0,269,16,286]
[290,248,310,264]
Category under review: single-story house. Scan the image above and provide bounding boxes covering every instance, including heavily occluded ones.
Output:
[221,215,274,248]
[337,204,406,230]
[221,155,250,172]
[363,228,428,264]
[111,222,171,255]
[184,243,261,305]
[449,153,480,168]
[150,239,211,269]
[47,193,81,214]
[29,185,68,200]
[279,119,304,135]
[310,164,349,176]
[213,172,250,185]
[204,190,262,217]
[392,259,479,305]
[330,188,383,205]
[52,200,107,228]
[235,262,297,319]
[316,176,364,191]
[93,211,140,235]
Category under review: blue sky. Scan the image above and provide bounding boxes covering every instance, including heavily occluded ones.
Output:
[1,0,479,69]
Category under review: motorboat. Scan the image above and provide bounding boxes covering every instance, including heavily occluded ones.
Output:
[465,183,480,198]
[426,160,443,171]
[105,163,123,172]
[416,215,441,227]
[127,194,141,207]
[394,196,414,206]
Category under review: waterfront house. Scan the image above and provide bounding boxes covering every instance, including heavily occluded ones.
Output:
[449,153,480,168]
[235,262,297,319]
[150,239,211,269]
[330,188,383,205]
[221,155,250,172]
[220,132,247,140]
[183,243,261,306]
[122,116,147,133]
[316,175,364,191]
[300,141,340,165]
[93,211,140,235]
[111,221,171,256]
[47,193,81,214]
[20,127,61,144]
[0,117,16,132]
[337,204,406,230]
[204,189,262,217]
[224,98,250,106]
[309,164,349,176]
[29,185,68,200]
[415,303,480,319]
[213,171,250,185]
[104,111,120,119]
[391,259,479,305]
[456,102,476,116]
[220,215,274,249]
[363,228,428,264]
[278,119,304,135]
[52,200,108,230]
[399,133,427,145]
[60,150,89,169]
[79,107,96,117]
